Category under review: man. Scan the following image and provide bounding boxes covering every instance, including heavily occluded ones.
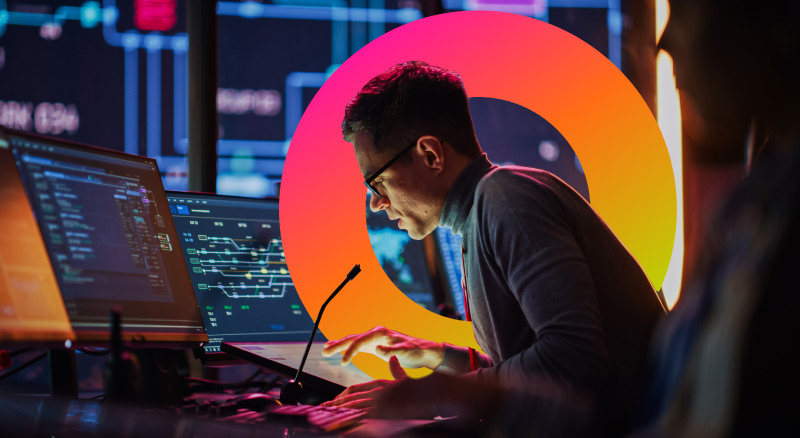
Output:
[321,61,665,432]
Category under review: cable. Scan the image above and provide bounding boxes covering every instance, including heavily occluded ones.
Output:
[185,370,283,394]
[186,380,271,394]
[257,373,281,393]
[9,349,33,358]
[0,352,47,383]
[184,368,275,394]
[186,368,262,386]
[77,347,111,356]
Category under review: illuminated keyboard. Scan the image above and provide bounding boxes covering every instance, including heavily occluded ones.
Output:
[268,404,368,432]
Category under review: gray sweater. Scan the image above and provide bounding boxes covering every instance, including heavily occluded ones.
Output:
[436,154,663,399]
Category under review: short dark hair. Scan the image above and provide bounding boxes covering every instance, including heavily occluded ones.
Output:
[342,61,482,158]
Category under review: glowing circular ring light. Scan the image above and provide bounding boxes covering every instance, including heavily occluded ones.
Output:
[281,11,676,379]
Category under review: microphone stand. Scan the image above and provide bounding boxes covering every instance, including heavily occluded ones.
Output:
[280,264,361,405]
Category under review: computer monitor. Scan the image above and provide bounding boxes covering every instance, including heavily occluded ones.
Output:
[365,200,440,313]
[434,228,467,320]
[0,133,74,345]
[166,192,317,354]
[5,129,207,346]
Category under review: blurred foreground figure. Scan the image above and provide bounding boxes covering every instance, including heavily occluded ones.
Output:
[377,0,800,436]
[375,372,593,437]
[641,0,800,435]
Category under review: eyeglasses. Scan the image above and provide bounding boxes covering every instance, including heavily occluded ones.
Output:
[363,141,416,198]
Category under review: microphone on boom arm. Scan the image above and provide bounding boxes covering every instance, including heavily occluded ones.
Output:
[279,264,362,405]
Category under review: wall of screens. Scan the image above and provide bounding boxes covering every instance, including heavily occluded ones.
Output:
[0,0,616,197]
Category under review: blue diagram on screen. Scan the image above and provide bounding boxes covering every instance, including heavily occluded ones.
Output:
[168,193,317,353]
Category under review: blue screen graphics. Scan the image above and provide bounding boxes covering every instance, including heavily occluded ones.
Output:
[366,201,439,313]
[167,192,318,353]
[8,131,206,342]
[1,0,618,198]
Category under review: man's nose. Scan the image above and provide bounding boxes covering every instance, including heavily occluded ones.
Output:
[369,191,389,212]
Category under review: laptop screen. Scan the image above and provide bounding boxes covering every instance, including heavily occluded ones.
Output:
[6,130,206,345]
[167,192,317,353]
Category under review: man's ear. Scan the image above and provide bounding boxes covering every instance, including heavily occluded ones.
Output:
[417,136,445,175]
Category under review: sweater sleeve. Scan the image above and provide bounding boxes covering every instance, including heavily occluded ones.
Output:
[473,171,611,389]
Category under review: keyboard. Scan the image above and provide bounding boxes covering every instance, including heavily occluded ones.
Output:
[268,404,368,432]
[182,393,368,432]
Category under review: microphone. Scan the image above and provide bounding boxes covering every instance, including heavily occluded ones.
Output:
[280,264,361,405]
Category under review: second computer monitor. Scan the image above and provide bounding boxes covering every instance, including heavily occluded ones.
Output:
[167,192,318,354]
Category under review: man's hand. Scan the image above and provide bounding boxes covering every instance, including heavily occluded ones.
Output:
[319,355,407,412]
[373,371,504,421]
[321,326,445,370]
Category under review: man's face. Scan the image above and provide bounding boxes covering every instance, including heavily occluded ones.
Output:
[353,132,441,240]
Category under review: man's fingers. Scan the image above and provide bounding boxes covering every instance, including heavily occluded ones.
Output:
[321,385,386,408]
[376,343,426,368]
[335,398,378,413]
[341,331,387,365]
[375,343,412,360]
[323,391,374,407]
[388,355,407,380]
[324,327,414,363]
[337,379,390,398]
[321,334,360,357]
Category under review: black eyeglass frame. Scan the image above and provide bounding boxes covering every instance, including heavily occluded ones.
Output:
[363,141,417,198]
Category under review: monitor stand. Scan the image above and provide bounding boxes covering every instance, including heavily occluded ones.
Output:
[136,349,188,407]
[48,350,77,398]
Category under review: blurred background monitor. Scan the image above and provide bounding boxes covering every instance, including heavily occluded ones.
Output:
[6,129,207,346]
[0,130,74,346]
[0,0,609,196]
[166,192,318,355]
[366,199,442,313]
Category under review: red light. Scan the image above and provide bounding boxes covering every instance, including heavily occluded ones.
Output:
[134,0,177,32]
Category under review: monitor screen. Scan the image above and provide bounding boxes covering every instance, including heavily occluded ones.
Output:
[366,201,439,313]
[166,192,317,354]
[6,130,207,346]
[435,228,467,319]
[0,132,74,345]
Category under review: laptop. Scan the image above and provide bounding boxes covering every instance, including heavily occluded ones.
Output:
[221,341,373,397]
[167,192,373,396]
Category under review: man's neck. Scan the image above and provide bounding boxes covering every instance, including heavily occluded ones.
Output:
[438,153,494,235]
[440,150,480,195]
